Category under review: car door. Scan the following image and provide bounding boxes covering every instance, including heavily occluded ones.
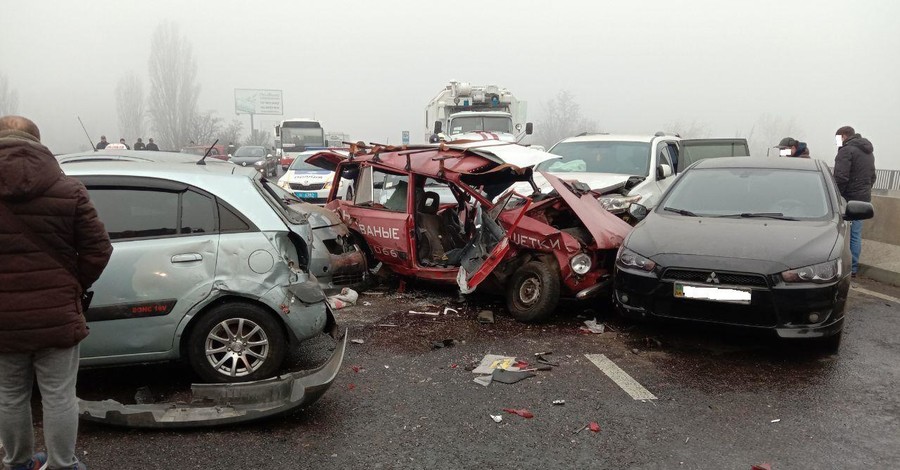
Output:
[77,177,219,361]
[347,165,414,268]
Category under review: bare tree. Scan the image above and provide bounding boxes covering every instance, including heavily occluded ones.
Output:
[0,74,19,116]
[666,120,711,139]
[218,119,243,149]
[115,72,145,142]
[533,90,598,148]
[148,21,199,150]
[742,114,800,157]
[244,129,273,147]
[190,110,223,145]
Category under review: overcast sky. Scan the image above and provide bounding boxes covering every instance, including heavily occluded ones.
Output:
[2,0,898,168]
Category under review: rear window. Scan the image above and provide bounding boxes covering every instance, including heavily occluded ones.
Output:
[681,141,750,167]
[661,168,831,220]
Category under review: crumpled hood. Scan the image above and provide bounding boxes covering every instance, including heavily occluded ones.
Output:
[0,131,63,201]
[846,134,874,154]
[286,200,342,228]
[532,171,632,192]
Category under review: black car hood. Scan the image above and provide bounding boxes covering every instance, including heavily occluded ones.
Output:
[628,214,839,274]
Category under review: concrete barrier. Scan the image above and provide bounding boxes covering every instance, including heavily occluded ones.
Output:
[860,190,900,286]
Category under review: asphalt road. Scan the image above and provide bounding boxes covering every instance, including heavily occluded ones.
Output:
[10,278,900,469]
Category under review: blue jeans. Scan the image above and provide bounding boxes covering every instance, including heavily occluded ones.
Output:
[0,345,81,470]
[850,219,863,274]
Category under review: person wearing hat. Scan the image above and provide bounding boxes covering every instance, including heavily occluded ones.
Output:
[776,137,810,158]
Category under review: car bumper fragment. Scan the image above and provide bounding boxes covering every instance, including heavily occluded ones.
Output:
[78,331,347,429]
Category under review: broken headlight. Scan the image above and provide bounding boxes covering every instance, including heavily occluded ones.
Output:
[617,248,656,272]
[570,253,592,275]
[277,179,291,191]
[599,195,642,214]
[782,259,841,284]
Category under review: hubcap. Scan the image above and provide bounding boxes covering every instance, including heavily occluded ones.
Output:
[518,276,542,306]
[205,318,269,378]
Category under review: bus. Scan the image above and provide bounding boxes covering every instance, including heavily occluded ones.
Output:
[275,118,325,169]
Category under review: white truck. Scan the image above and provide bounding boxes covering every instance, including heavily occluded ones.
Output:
[425,81,532,143]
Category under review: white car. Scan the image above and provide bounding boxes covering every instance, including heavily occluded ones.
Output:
[277,150,345,204]
[521,134,750,213]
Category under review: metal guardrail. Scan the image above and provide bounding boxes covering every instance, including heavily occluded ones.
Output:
[874,169,900,191]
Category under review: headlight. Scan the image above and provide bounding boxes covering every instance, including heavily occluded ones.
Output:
[782,259,841,284]
[323,181,333,190]
[617,248,656,272]
[599,195,642,214]
[277,179,291,190]
[570,253,592,275]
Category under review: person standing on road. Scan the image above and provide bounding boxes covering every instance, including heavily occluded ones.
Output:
[145,138,159,151]
[118,138,130,150]
[133,137,145,150]
[94,135,108,150]
[777,137,810,158]
[0,116,113,470]
[833,126,877,277]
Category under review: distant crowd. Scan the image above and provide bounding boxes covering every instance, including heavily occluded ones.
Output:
[95,135,158,151]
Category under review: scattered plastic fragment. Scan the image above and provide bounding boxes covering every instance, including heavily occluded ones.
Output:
[770,419,781,423]
[477,310,495,324]
[751,464,772,470]
[552,400,566,406]
[362,301,372,306]
[589,422,601,433]
[443,307,459,315]
[409,310,441,316]
[490,414,503,423]
[350,339,365,344]
[580,319,605,334]
[473,375,492,387]
[491,369,535,384]
[513,360,529,369]
[502,408,534,419]
[432,339,457,350]
[351,365,361,373]
[327,288,359,310]
[472,355,517,375]
[348,383,356,390]
[573,424,588,434]
[536,355,559,367]
[377,324,398,327]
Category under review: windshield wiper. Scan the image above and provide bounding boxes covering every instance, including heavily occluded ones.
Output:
[663,207,698,217]
[719,212,798,221]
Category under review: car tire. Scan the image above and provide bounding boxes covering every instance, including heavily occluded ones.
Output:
[188,302,286,383]
[506,260,560,323]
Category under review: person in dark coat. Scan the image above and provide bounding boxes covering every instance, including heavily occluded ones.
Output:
[133,137,145,150]
[118,138,131,150]
[0,116,112,470]
[776,137,810,158]
[145,138,159,151]
[833,125,877,277]
[95,135,108,150]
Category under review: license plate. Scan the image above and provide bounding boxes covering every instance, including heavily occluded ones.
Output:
[295,192,318,199]
[674,282,751,304]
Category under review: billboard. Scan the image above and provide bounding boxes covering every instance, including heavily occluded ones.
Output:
[234,89,283,115]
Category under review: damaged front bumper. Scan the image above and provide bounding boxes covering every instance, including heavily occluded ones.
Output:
[78,331,348,428]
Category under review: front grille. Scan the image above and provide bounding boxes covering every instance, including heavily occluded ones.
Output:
[289,182,325,191]
[663,269,769,287]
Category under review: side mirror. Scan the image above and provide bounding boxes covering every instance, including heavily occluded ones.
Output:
[433,120,443,134]
[844,200,874,221]
[227,154,232,158]
[656,164,673,180]
[525,122,534,135]
[628,203,649,221]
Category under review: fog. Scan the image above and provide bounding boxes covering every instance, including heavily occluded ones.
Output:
[2,0,898,168]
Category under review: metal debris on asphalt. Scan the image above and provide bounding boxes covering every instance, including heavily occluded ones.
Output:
[473,375,492,387]
[490,414,503,423]
[491,369,536,384]
[573,424,588,434]
[770,419,781,423]
[409,310,441,316]
[580,319,605,334]
[350,339,365,344]
[477,309,495,324]
[552,400,565,406]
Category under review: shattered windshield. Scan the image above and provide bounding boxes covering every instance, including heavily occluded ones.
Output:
[539,141,651,176]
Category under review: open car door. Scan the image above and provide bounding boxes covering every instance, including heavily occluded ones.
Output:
[456,192,531,294]
[304,151,347,172]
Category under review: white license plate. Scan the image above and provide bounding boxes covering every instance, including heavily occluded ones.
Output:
[674,283,751,304]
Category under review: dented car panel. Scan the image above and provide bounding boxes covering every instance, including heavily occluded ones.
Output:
[310,140,632,321]
[78,332,347,428]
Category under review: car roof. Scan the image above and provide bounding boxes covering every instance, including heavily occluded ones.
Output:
[450,111,512,117]
[57,150,233,164]
[62,160,253,178]
[556,134,657,144]
[692,156,822,171]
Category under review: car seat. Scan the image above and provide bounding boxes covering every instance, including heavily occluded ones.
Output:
[416,191,447,264]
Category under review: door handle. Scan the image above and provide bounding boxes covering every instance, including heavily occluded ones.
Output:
[171,253,203,263]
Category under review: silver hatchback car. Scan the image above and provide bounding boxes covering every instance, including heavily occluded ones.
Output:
[63,162,335,383]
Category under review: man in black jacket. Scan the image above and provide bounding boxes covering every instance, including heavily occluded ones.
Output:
[145,138,159,151]
[833,126,877,277]
[777,137,810,158]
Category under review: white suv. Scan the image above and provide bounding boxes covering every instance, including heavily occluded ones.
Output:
[530,133,749,213]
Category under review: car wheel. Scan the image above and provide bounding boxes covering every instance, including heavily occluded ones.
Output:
[188,303,286,383]
[506,260,560,323]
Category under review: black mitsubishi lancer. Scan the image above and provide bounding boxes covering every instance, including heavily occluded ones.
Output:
[613,157,874,351]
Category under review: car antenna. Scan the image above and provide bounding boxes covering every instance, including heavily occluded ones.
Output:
[76,115,97,152]
[196,139,219,166]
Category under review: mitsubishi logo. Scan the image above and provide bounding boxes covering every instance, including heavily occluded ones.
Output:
[706,272,720,284]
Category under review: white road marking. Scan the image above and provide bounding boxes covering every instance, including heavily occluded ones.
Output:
[851,286,900,304]
[585,354,657,401]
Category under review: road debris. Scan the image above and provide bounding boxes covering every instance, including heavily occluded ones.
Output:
[536,355,559,367]
[491,369,536,384]
[431,339,457,350]
[580,319,606,334]
[473,375,492,387]
[490,414,503,423]
[409,310,440,316]
[134,386,154,405]
[770,419,781,423]
[477,310,495,324]
[362,301,372,306]
[350,339,365,344]
[472,355,518,375]
[573,424,588,434]
[327,288,359,310]
[502,408,534,419]
[589,422,601,433]
[751,464,772,470]
[552,400,566,406]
